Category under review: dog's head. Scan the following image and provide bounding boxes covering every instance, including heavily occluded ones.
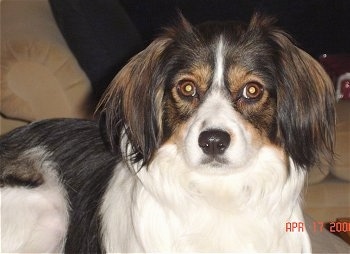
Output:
[99,14,335,173]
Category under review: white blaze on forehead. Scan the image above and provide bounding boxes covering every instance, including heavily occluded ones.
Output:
[213,36,225,88]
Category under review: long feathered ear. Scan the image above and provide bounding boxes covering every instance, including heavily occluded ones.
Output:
[256,16,336,170]
[97,37,171,164]
[98,15,193,165]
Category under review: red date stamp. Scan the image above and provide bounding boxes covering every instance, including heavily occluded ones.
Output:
[286,221,350,233]
[325,221,350,233]
[285,222,306,232]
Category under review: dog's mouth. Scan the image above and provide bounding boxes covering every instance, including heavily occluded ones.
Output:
[201,156,229,167]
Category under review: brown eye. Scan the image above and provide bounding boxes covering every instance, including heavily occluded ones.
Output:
[242,82,264,100]
[177,81,197,97]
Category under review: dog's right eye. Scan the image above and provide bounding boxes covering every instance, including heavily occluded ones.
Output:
[177,81,197,98]
[241,82,264,101]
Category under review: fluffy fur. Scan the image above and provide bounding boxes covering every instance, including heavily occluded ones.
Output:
[0,14,335,253]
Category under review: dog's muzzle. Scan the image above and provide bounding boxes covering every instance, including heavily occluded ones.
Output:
[198,129,231,157]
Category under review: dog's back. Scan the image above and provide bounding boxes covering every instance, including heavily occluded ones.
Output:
[0,119,116,252]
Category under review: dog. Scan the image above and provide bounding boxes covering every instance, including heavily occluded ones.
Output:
[0,14,335,253]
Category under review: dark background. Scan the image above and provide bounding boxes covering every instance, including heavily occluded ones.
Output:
[49,0,350,101]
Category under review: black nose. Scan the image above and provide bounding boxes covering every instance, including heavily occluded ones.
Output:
[198,130,231,156]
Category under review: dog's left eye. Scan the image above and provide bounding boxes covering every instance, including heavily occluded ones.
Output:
[242,82,264,100]
[177,81,197,98]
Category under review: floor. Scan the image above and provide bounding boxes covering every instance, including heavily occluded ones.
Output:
[304,175,350,223]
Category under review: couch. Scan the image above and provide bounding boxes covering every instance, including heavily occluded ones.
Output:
[1,0,92,134]
[1,0,349,251]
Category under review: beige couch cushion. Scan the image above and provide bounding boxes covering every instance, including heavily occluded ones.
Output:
[1,0,91,134]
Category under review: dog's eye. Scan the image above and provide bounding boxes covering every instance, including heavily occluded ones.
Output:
[242,82,264,100]
[177,81,197,97]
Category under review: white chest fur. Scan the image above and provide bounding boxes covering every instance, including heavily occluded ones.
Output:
[100,144,311,252]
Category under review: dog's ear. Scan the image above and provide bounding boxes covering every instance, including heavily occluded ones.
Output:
[98,37,171,164]
[98,16,193,165]
[253,15,336,170]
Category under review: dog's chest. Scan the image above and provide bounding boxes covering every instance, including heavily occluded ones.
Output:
[132,197,304,252]
[101,177,305,252]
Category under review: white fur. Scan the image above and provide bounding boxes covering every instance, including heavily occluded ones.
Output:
[213,36,225,88]
[101,143,310,252]
[0,148,69,253]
